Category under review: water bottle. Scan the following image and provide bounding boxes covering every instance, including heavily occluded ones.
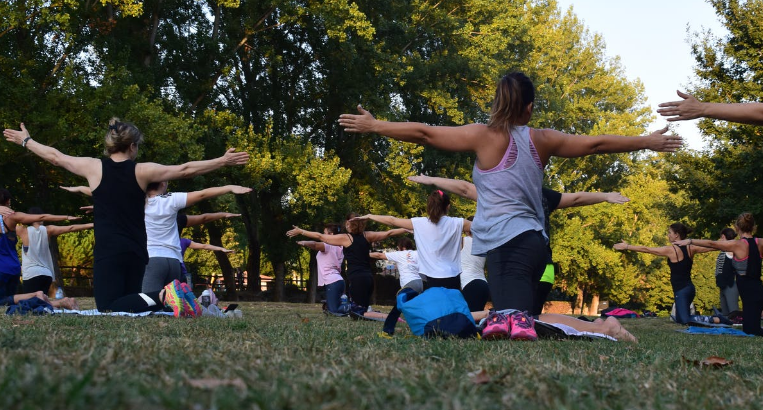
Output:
[340,294,348,306]
[201,290,211,308]
[55,287,64,299]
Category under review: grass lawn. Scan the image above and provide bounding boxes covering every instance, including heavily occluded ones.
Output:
[1,299,761,410]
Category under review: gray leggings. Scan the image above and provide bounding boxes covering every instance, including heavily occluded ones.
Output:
[141,257,183,293]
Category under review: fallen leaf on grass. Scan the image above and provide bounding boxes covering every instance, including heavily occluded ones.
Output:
[11,320,33,326]
[186,377,246,390]
[301,317,310,324]
[599,355,610,362]
[682,355,733,368]
[354,335,365,341]
[468,369,492,385]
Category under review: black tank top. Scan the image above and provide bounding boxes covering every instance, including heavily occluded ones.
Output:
[744,238,762,280]
[92,158,148,263]
[343,233,372,276]
[667,245,693,292]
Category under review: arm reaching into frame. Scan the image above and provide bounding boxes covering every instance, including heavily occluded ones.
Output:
[183,213,241,228]
[135,148,249,189]
[60,186,92,196]
[46,223,94,236]
[557,192,629,209]
[187,241,234,253]
[407,175,477,201]
[185,185,252,207]
[658,90,763,126]
[286,226,352,247]
[296,241,326,253]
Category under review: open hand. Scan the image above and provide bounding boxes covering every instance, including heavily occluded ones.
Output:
[338,105,376,133]
[605,192,630,204]
[3,123,30,145]
[646,126,683,152]
[222,148,250,166]
[657,90,703,122]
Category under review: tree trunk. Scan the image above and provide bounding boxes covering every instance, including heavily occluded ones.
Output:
[307,249,317,303]
[589,294,600,316]
[204,221,238,301]
[575,287,585,315]
[272,261,285,302]
[236,195,261,293]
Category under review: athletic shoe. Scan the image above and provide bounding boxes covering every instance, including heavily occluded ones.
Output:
[179,282,202,317]
[481,312,510,339]
[163,280,185,318]
[509,311,538,341]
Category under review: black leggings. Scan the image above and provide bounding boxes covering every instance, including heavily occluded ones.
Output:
[486,230,546,312]
[22,275,52,294]
[348,271,374,309]
[424,275,461,291]
[462,279,490,311]
[737,275,763,335]
[533,281,553,316]
[94,253,162,312]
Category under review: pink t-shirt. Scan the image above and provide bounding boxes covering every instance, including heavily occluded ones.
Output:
[317,243,344,286]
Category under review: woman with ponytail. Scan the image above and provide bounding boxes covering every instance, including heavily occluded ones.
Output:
[4,119,248,315]
[615,223,727,325]
[674,213,763,335]
[350,190,471,290]
[339,72,682,317]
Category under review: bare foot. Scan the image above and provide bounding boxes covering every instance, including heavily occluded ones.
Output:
[603,316,637,343]
[53,297,79,310]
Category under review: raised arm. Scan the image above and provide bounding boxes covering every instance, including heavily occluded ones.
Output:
[534,128,683,165]
[135,148,249,189]
[407,175,477,201]
[188,241,234,253]
[351,214,414,230]
[184,213,241,228]
[613,241,674,258]
[60,186,92,197]
[369,252,388,260]
[286,226,352,247]
[339,105,488,153]
[365,228,408,242]
[4,124,101,185]
[296,241,326,252]
[673,238,744,254]
[658,90,763,126]
[7,212,80,226]
[46,223,94,236]
[185,185,252,207]
[557,192,629,209]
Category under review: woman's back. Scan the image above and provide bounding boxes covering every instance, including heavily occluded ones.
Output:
[344,233,371,275]
[92,158,147,262]
[22,225,55,278]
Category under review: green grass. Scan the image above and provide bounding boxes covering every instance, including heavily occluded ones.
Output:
[1,300,761,410]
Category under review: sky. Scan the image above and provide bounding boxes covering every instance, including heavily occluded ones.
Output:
[554,0,728,150]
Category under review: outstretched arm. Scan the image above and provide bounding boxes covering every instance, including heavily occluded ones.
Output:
[557,192,629,209]
[658,90,763,125]
[369,252,388,260]
[8,212,80,226]
[60,186,92,197]
[185,185,252,207]
[351,214,414,230]
[184,213,241,228]
[613,241,674,258]
[135,148,249,189]
[535,127,683,164]
[188,241,234,253]
[296,241,326,252]
[46,223,94,236]
[673,238,743,253]
[365,228,408,242]
[4,124,101,184]
[286,226,352,247]
[407,175,477,201]
[339,105,487,153]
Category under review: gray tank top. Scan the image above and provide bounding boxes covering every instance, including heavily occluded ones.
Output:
[470,125,545,256]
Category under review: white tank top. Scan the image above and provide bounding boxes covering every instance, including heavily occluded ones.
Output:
[22,225,55,280]
[460,236,486,288]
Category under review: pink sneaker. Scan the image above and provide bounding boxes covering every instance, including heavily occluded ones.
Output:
[481,312,510,339]
[509,311,537,341]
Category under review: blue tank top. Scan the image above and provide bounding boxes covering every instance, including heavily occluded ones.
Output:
[470,125,546,256]
[0,215,21,277]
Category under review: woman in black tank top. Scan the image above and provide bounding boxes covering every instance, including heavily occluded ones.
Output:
[4,119,248,314]
[287,212,408,316]
[676,213,763,335]
[615,222,726,325]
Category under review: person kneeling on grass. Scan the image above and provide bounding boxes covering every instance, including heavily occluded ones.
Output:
[370,236,421,335]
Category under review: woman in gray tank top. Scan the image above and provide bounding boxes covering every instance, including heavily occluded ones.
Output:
[340,72,682,326]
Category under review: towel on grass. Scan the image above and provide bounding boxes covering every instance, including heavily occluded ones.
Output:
[53,309,174,317]
[677,326,754,337]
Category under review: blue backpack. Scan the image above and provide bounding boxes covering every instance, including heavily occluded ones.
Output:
[397,287,478,338]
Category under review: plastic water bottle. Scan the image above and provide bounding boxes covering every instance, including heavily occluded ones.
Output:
[201,290,211,308]
[340,294,348,306]
[55,287,64,299]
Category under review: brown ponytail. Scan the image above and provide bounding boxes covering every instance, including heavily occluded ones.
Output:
[426,190,450,224]
[487,72,535,130]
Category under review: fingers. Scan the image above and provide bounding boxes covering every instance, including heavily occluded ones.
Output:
[20,123,27,133]
[676,90,691,99]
